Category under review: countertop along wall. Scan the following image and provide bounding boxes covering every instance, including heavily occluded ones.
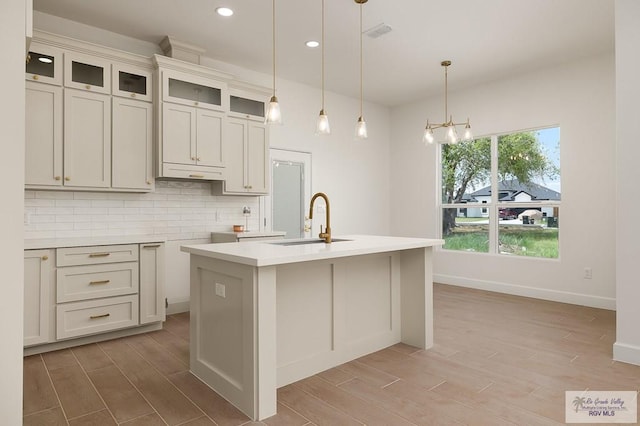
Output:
[29,12,392,310]
[390,52,616,309]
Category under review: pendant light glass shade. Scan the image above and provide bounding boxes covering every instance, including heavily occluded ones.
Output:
[462,120,473,141]
[266,96,282,124]
[447,125,459,144]
[422,125,435,145]
[316,109,331,134]
[316,0,330,135]
[265,0,282,125]
[355,116,368,139]
[354,0,368,140]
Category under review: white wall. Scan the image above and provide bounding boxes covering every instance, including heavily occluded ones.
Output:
[614,0,640,366]
[390,53,616,309]
[0,0,25,422]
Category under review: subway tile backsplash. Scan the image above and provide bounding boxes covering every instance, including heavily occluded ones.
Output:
[24,181,261,240]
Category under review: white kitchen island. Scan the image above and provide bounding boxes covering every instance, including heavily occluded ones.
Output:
[181,235,443,420]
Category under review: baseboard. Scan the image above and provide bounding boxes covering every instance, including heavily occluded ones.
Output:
[434,274,616,310]
[613,342,640,366]
[167,300,190,315]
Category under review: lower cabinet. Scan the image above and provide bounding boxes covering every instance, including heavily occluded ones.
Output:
[24,242,165,349]
[23,250,52,346]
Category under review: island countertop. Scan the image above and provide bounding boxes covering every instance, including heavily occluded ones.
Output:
[181,234,444,267]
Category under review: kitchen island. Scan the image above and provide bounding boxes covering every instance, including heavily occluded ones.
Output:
[181,235,443,420]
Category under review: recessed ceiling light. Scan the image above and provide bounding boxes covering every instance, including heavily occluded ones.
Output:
[305,40,320,48]
[38,57,53,64]
[215,7,234,17]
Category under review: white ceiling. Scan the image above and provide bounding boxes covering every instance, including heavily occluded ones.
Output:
[33,0,614,107]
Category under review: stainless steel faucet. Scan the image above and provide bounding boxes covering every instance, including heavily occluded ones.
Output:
[309,192,331,243]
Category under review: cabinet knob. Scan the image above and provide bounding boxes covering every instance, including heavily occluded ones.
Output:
[146,180,151,185]
[86,84,91,90]
[64,176,71,181]
[41,255,48,261]
[54,176,61,181]
[130,93,136,98]
[194,101,199,106]
[191,156,196,161]
[197,157,201,161]
[32,75,39,81]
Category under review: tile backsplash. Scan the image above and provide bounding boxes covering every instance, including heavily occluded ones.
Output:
[24,181,261,240]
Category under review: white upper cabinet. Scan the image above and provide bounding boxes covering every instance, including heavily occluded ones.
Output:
[112,97,154,190]
[112,63,152,102]
[162,69,227,111]
[63,89,111,188]
[222,118,269,194]
[26,43,63,86]
[228,89,267,122]
[64,52,111,94]
[25,81,63,187]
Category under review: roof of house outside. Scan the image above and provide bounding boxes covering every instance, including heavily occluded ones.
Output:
[469,179,561,201]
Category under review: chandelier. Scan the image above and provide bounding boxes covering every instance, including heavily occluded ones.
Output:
[423,60,472,145]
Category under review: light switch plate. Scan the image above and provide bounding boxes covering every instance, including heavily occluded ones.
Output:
[215,282,226,298]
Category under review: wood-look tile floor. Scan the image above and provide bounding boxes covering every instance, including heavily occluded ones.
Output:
[23,284,640,425]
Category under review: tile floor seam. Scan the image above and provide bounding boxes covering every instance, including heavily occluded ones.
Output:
[69,347,119,425]
[96,341,168,425]
[289,385,367,426]
[40,353,71,425]
[126,333,190,373]
[276,398,314,424]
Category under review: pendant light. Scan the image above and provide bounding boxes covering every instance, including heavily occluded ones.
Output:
[316,0,330,135]
[422,61,473,145]
[354,0,368,139]
[265,0,282,124]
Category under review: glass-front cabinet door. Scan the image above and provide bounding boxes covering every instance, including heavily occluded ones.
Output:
[64,52,111,94]
[228,89,267,122]
[162,69,227,111]
[112,64,152,102]
[26,44,63,86]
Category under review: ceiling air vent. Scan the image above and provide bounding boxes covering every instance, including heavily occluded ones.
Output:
[364,23,393,39]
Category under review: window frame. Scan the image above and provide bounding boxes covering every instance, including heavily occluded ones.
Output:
[437,128,561,260]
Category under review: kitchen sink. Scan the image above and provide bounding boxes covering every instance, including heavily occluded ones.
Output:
[269,238,352,246]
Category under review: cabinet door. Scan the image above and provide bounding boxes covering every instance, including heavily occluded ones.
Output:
[64,89,111,188]
[112,64,152,102]
[246,122,269,194]
[112,98,153,190]
[25,82,63,186]
[162,102,196,165]
[139,243,165,324]
[26,44,63,86]
[196,109,224,167]
[228,90,267,122]
[162,69,227,111]
[223,117,247,193]
[64,52,111,94]
[24,250,51,347]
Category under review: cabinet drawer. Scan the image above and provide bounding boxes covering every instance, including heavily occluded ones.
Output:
[161,163,226,181]
[57,262,139,303]
[56,295,139,340]
[57,244,138,267]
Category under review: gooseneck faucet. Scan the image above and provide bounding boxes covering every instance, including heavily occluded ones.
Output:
[309,192,331,243]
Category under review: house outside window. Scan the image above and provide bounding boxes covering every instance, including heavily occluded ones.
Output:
[440,127,560,259]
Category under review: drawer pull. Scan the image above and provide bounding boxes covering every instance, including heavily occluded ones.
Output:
[142,244,161,249]
[189,174,204,178]
[89,253,111,258]
[89,280,110,285]
[90,313,110,319]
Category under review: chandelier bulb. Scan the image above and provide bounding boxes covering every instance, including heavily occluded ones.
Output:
[447,126,459,144]
[265,96,282,125]
[423,127,435,145]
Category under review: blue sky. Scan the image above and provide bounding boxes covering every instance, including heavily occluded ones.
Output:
[535,127,561,193]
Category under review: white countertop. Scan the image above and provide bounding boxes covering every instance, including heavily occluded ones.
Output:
[24,235,166,250]
[181,235,444,267]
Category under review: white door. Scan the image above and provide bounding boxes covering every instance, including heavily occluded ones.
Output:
[265,149,312,239]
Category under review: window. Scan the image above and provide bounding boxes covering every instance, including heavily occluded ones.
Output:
[440,127,560,259]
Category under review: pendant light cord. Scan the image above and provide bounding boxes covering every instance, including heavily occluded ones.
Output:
[272,0,276,96]
[321,0,325,110]
[359,2,363,118]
